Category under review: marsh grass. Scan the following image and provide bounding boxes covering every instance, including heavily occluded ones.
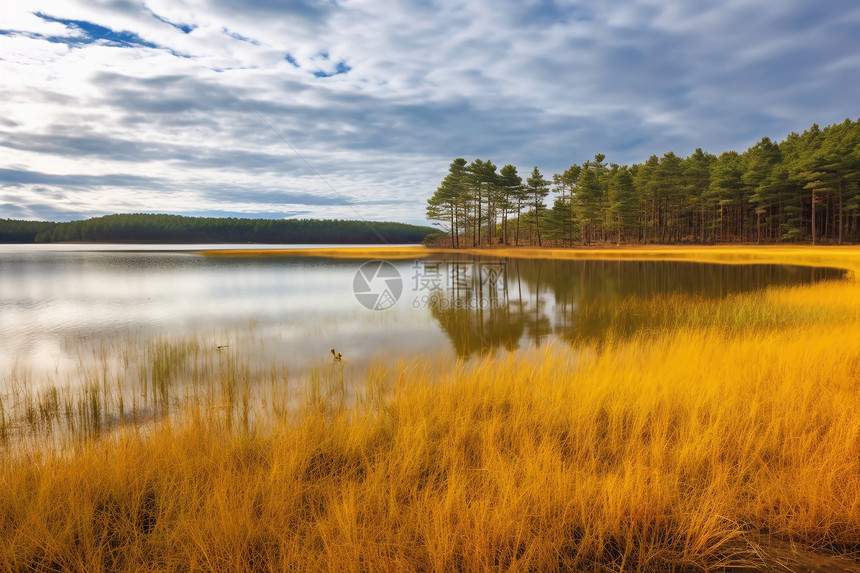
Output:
[2,247,860,571]
[563,278,859,344]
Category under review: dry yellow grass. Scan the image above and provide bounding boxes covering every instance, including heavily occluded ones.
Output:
[201,244,860,277]
[2,246,860,572]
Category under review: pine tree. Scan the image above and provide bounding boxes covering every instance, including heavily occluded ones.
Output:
[499,164,524,245]
[427,158,468,247]
[608,166,637,245]
[526,166,550,246]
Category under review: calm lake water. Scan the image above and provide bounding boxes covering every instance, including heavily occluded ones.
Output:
[0,244,846,379]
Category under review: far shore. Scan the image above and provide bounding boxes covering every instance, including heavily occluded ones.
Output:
[200,244,860,277]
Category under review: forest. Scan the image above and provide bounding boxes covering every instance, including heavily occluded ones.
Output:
[427,119,860,246]
[0,214,436,244]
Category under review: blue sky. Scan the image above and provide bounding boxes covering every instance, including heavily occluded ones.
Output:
[1,0,859,224]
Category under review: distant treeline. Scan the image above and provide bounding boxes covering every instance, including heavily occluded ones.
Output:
[0,214,436,244]
[427,118,860,246]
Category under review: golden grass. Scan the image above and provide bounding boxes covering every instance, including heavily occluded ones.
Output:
[3,246,860,571]
[201,244,860,277]
[465,245,860,279]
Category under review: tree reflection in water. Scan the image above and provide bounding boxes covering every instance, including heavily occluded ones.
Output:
[420,256,844,359]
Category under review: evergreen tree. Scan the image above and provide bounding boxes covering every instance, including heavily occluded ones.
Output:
[526,166,550,246]
[709,151,748,241]
[426,118,860,247]
[466,159,499,246]
[683,148,716,242]
[576,162,605,245]
[608,167,637,245]
[499,164,524,245]
[427,158,468,247]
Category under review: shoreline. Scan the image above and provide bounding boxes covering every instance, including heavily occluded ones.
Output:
[200,244,860,277]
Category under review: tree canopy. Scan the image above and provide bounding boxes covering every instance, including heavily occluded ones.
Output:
[426,119,860,246]
[0,214,436,244]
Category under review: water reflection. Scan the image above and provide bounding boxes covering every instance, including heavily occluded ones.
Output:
[423,258,555,356]
[421,257,844,358]
[0,246,846,376]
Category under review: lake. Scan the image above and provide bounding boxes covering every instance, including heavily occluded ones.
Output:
[0,244,846,381]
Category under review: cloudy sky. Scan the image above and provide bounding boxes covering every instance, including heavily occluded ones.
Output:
[2,0,859,224]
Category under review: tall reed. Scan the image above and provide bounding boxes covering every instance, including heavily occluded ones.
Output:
[1,246,859,571]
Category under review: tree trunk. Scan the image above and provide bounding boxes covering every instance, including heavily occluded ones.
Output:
[477,192,482,246]
[515,206,521,246]
[535,204,542,247]
[502,208,508,245]
[756,210,761,245]
[811,192,816,245]
[838,180,844,245]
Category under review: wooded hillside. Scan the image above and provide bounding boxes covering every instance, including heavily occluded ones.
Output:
[0,214,436,244]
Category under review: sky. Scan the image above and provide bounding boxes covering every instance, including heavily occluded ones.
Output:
[1,1,860,225]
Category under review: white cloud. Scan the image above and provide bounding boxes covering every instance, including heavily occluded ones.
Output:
[2,0,860,223]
